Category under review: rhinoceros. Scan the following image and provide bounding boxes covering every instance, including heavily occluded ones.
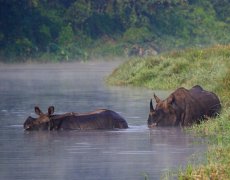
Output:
[148,85,221,127]
[24,106,128,130]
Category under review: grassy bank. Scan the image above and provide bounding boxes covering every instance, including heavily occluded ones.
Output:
[107,44,230,179]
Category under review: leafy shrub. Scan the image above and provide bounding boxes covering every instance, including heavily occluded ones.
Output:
[122,27,154,44]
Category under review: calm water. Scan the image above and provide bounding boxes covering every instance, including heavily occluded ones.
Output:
[0,62,206,180]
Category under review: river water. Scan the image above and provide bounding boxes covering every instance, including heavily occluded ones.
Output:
[0,61,206,180]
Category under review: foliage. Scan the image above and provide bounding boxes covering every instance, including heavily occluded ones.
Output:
[1,0,230,62]
[107,45,230,91]
[179,108,230,179]
[122,27,154,43]
[65,0,91,29]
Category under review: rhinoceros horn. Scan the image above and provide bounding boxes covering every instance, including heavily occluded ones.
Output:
[150,99,154,112]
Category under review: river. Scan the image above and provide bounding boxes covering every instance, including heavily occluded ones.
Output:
[0,61,206,180]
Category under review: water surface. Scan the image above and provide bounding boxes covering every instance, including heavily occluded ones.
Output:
[0,62,206,180]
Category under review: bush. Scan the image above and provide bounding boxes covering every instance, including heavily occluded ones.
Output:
[122,27,154,44]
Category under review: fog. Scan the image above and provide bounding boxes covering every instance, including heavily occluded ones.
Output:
[0,62,206,179]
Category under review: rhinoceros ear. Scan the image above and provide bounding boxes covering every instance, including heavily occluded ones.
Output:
[154,94,161,103]
[167,95,177,113]
[48,106,54,115]
[150,99,154,112]
[35,106,43,116]
[167,95,175,105]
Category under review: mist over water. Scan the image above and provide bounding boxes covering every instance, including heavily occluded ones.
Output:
[0,61,206,180]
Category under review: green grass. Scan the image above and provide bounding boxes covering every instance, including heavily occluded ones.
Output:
[107,44,230,179]
[107,45,230,91]
[179,108,230,179]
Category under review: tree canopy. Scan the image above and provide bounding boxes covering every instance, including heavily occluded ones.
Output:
[0,0,230,62]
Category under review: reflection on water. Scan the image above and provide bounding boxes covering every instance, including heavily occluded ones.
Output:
[0,62,206,180]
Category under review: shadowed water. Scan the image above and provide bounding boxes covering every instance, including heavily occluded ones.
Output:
[0,62,206,180]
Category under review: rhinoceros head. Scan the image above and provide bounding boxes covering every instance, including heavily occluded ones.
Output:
[148,94,177,127]
[24,106,54,130]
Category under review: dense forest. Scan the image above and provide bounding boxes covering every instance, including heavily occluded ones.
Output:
[0,0,230,62]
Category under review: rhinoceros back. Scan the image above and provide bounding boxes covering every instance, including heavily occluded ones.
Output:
[189,86,221,117]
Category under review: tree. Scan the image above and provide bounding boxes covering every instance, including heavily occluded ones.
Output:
[65,0,91,31]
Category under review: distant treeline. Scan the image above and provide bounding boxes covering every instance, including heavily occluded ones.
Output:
[0,0,230,62]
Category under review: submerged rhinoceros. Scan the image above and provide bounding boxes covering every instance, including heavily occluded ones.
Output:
[24,106,128,130]
[148,85,221,127]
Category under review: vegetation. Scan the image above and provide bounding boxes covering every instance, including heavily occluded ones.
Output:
[107,44,230,179]
[1,0,230,62]
[2,0,230,178]
[179,108,230,179]
[107,45,230,94]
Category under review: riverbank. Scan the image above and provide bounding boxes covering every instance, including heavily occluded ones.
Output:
[107,44,230,178]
